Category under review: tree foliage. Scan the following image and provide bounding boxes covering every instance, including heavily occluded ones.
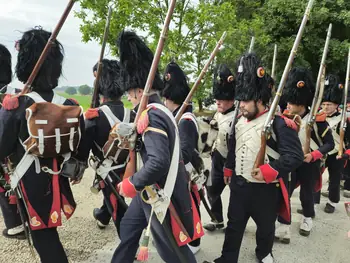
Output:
[75,0,350,108]
[65,86,77,95]
[78,84,92,95]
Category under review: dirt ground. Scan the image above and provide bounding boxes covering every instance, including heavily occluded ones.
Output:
[1,165,350,263]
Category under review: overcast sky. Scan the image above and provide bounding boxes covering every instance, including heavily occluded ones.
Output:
[0,0,112,89]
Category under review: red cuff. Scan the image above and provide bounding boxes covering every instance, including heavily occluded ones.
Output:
[121,178,137,198]
[260,164,279,183]
[224,168,233,177]
[311,150,323,161]
[345,149,350,156]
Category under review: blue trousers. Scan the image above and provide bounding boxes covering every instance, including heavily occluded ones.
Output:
[111,194,197,263]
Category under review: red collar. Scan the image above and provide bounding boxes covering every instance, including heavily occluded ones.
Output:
[246,109,269,122]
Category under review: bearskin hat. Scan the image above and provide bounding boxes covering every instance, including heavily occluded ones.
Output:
[322,74,343,104]
[213,64,235,100]
[161,61,189,105]
[0,43,12,90]
[15,27,64,91]
[234,53,271,104]
[117,30,163,92]
[94,59,124,99]
[282,67,315,107]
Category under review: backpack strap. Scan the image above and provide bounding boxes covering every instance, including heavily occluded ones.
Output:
[123,108,131,123]
[99,105,122,127]
[180,112,198,132]
[25,92,66,105]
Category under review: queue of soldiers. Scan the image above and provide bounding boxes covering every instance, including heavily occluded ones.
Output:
[0,23,350,263]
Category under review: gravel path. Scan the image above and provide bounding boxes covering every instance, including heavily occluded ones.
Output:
[1,166,350,263]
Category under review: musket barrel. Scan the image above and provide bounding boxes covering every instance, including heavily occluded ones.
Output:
[175,31,227,123]
[264,0,314,130]
[134,0,177,124]
[271,44,278,80]
[248,36,255,53]
[91,6,113,108]
[338,47,350,156]
[21,0,76,95]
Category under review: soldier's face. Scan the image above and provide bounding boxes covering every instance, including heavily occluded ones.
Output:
[321,102,338,116]
[216,99,234,113]
[287,103,305,115]
[127,88,143,107]
[240,100,259,121]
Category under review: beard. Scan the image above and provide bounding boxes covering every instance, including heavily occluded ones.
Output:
[241,102,259,121]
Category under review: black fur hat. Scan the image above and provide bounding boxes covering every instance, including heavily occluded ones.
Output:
[213,64,235,100]
[322,74,343,104]
[161,62,189,105]
[117,30,163,92]
[0,43,12,90]
[282,67,315,107]
[94,59,124,99]
[234,53,271,104]
[15,27,64,91]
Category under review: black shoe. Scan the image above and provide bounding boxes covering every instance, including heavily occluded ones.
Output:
[93,208,109,229]
[203,222,224,232]
[296,209,315,219]
[324,203,335,214]
[2,228,26,240]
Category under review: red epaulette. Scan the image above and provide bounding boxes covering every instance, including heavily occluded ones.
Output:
[282,109,290,115]
[85,108,99,120]
[279,114,300,132]
[137,107,154,134]
[2,95,19,110]
[315,112,327,122]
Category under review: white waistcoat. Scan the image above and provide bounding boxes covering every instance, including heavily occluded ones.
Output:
[327,115,342,155]
[213,111,235,158]
[235,113,279,183]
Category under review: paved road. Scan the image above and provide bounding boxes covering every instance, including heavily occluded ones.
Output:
[1,166,349,263]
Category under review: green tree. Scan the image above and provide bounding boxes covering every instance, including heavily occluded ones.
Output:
[65,87,77,95]
[78,84,92,95]
[76,0,270,111]
[260,0,350,80]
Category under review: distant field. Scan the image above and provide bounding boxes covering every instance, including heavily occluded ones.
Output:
[56,92,214,117]
[57,93,133,110]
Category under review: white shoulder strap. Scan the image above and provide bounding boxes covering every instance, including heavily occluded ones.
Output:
[52,93,67,105]
[123,108,131,123]
[25,92,46,103]
[99,105,122,127]
[180,112,199,132]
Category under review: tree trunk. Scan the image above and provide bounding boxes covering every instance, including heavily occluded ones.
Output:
[198,98,203,112]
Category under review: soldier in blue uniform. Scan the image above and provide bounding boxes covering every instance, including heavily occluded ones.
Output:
[319,74,350,213]
[162,61,203,254]
[204,53,304,263]
[77,59,133,234]
[0,28,86,263]
[0,43,25,240]
[111,31,202,263]
[204,64,235,232]
[275,68,334,241]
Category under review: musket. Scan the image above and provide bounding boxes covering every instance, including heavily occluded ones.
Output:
[253,0,315,169]
[304,23,332,154]
[338,47,350,156]
[248,36,255,53]
[271,44,278,81]
[20,0,76,95]
[133,0,176,125]
[229,36,256,137]
[174,32,227,123]
[91,6,113,108]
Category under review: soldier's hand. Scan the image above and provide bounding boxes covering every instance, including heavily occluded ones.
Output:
[70,178,82,185]
[224,176,231,185]
[117,182,126,197]
[303,153,313,163]
[336,153,350,160]
[251,168,264,181]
